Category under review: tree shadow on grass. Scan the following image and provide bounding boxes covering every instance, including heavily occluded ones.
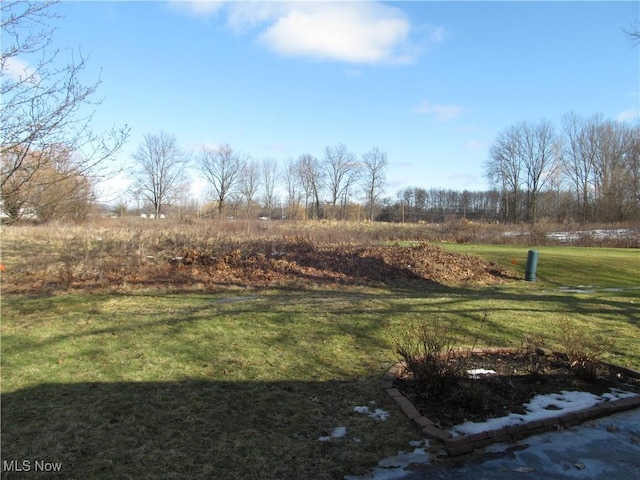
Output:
[1,378,415,480]
[4,280,637,371]
[3,277,638,479]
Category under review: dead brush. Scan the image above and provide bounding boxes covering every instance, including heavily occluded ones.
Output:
[555,315,615,382]
[455,380,492,413]
[393,317,463,394]
[519,332,548,378]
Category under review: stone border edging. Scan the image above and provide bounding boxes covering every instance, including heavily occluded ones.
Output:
[381,348,640,457]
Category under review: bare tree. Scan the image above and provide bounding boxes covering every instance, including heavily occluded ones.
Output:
[520,120,561,225]
[361,147,388,221]
[197,144,245,218]
[1,144,94,220]
[239,158,260,220]
[485,125,522,223]
[131,131,188,218]
[562,112,592,224]
[561,112,596,224]
[560,113,640,223]
[629,125,640,214]
[1,0,129,221]
[485,121,561,224]
[296,154,324,220]
[624,20,640,47]
[592,120,638,221]
[260,157,279,218]
[283,157,303,220]
[323,144,360,220]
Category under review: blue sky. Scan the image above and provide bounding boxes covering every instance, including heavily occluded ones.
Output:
[43,1,640,201]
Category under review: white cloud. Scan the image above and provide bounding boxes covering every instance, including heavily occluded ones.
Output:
[465,140,486,150]
[173,1,443,65]
[1,56,39,84]
[225,2,287,31]
[615,108,639,122]
[257,3,410,64]
[169,0,226,17]
[414,100,464,122]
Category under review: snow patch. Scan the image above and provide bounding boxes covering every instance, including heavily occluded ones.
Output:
[559,286,596,294]
[452,389,638,436]
[354,405,391,421]
[350,407,640,479]
[344,441,431,480]
[318,426,347,442]
[467,368,497,378]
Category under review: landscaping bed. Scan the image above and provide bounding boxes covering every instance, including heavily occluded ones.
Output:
[395,349,640,427]
[388,348,640,455]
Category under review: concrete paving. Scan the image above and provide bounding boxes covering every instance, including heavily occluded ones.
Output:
[398,408,640,480]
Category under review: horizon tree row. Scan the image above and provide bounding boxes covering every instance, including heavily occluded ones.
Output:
[484,113,639,225]
[127,112,638,224]
[128,132,389,221]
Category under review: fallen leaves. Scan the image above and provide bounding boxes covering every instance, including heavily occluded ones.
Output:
[5,237,519,293]
[178,241,517,288]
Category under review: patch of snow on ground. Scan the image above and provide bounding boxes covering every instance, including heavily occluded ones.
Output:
[547,228,635,243]
[318,426,347,442]
[349,408,640,479]
[452,389,638,436]
[551,285,640,295]
[344,441,431,480]
[504,228,639,245]
[559,285,597,294]
[476,408,640,479]
[354,405,391,421]
[467,368,497,379]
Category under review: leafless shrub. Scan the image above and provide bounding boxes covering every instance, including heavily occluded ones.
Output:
[555,315,615,382]
[519,332,547,378]
[393,317,463,394]
[455,380,492,413]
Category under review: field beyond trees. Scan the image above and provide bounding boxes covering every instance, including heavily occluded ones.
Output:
[1,219,638,479]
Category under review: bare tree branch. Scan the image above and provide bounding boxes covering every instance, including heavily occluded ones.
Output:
[1,0,129,221]
[197,144,245,218]
[131,131,188,218]
[323,143,361,220]
[362,147,388,221]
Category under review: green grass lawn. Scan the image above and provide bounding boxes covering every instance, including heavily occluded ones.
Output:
[437,243,640,289]
[2,243,639,479]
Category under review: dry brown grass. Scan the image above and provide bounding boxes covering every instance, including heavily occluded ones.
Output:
[3,217,636,294]
[1,218,519,293]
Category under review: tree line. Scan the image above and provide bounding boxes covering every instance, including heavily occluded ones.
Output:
[128,132,389,222]
[382,114,639,225]
[4,115,637,224]
[484,114,639,225]
[127,113,638,226]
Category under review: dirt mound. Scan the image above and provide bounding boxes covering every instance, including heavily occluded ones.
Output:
[179,240,517,287]
[5,239,518,292]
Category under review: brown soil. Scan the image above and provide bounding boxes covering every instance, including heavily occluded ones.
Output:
[6,241,519,292]
[394,350,640,430]
[172,241,518,288]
